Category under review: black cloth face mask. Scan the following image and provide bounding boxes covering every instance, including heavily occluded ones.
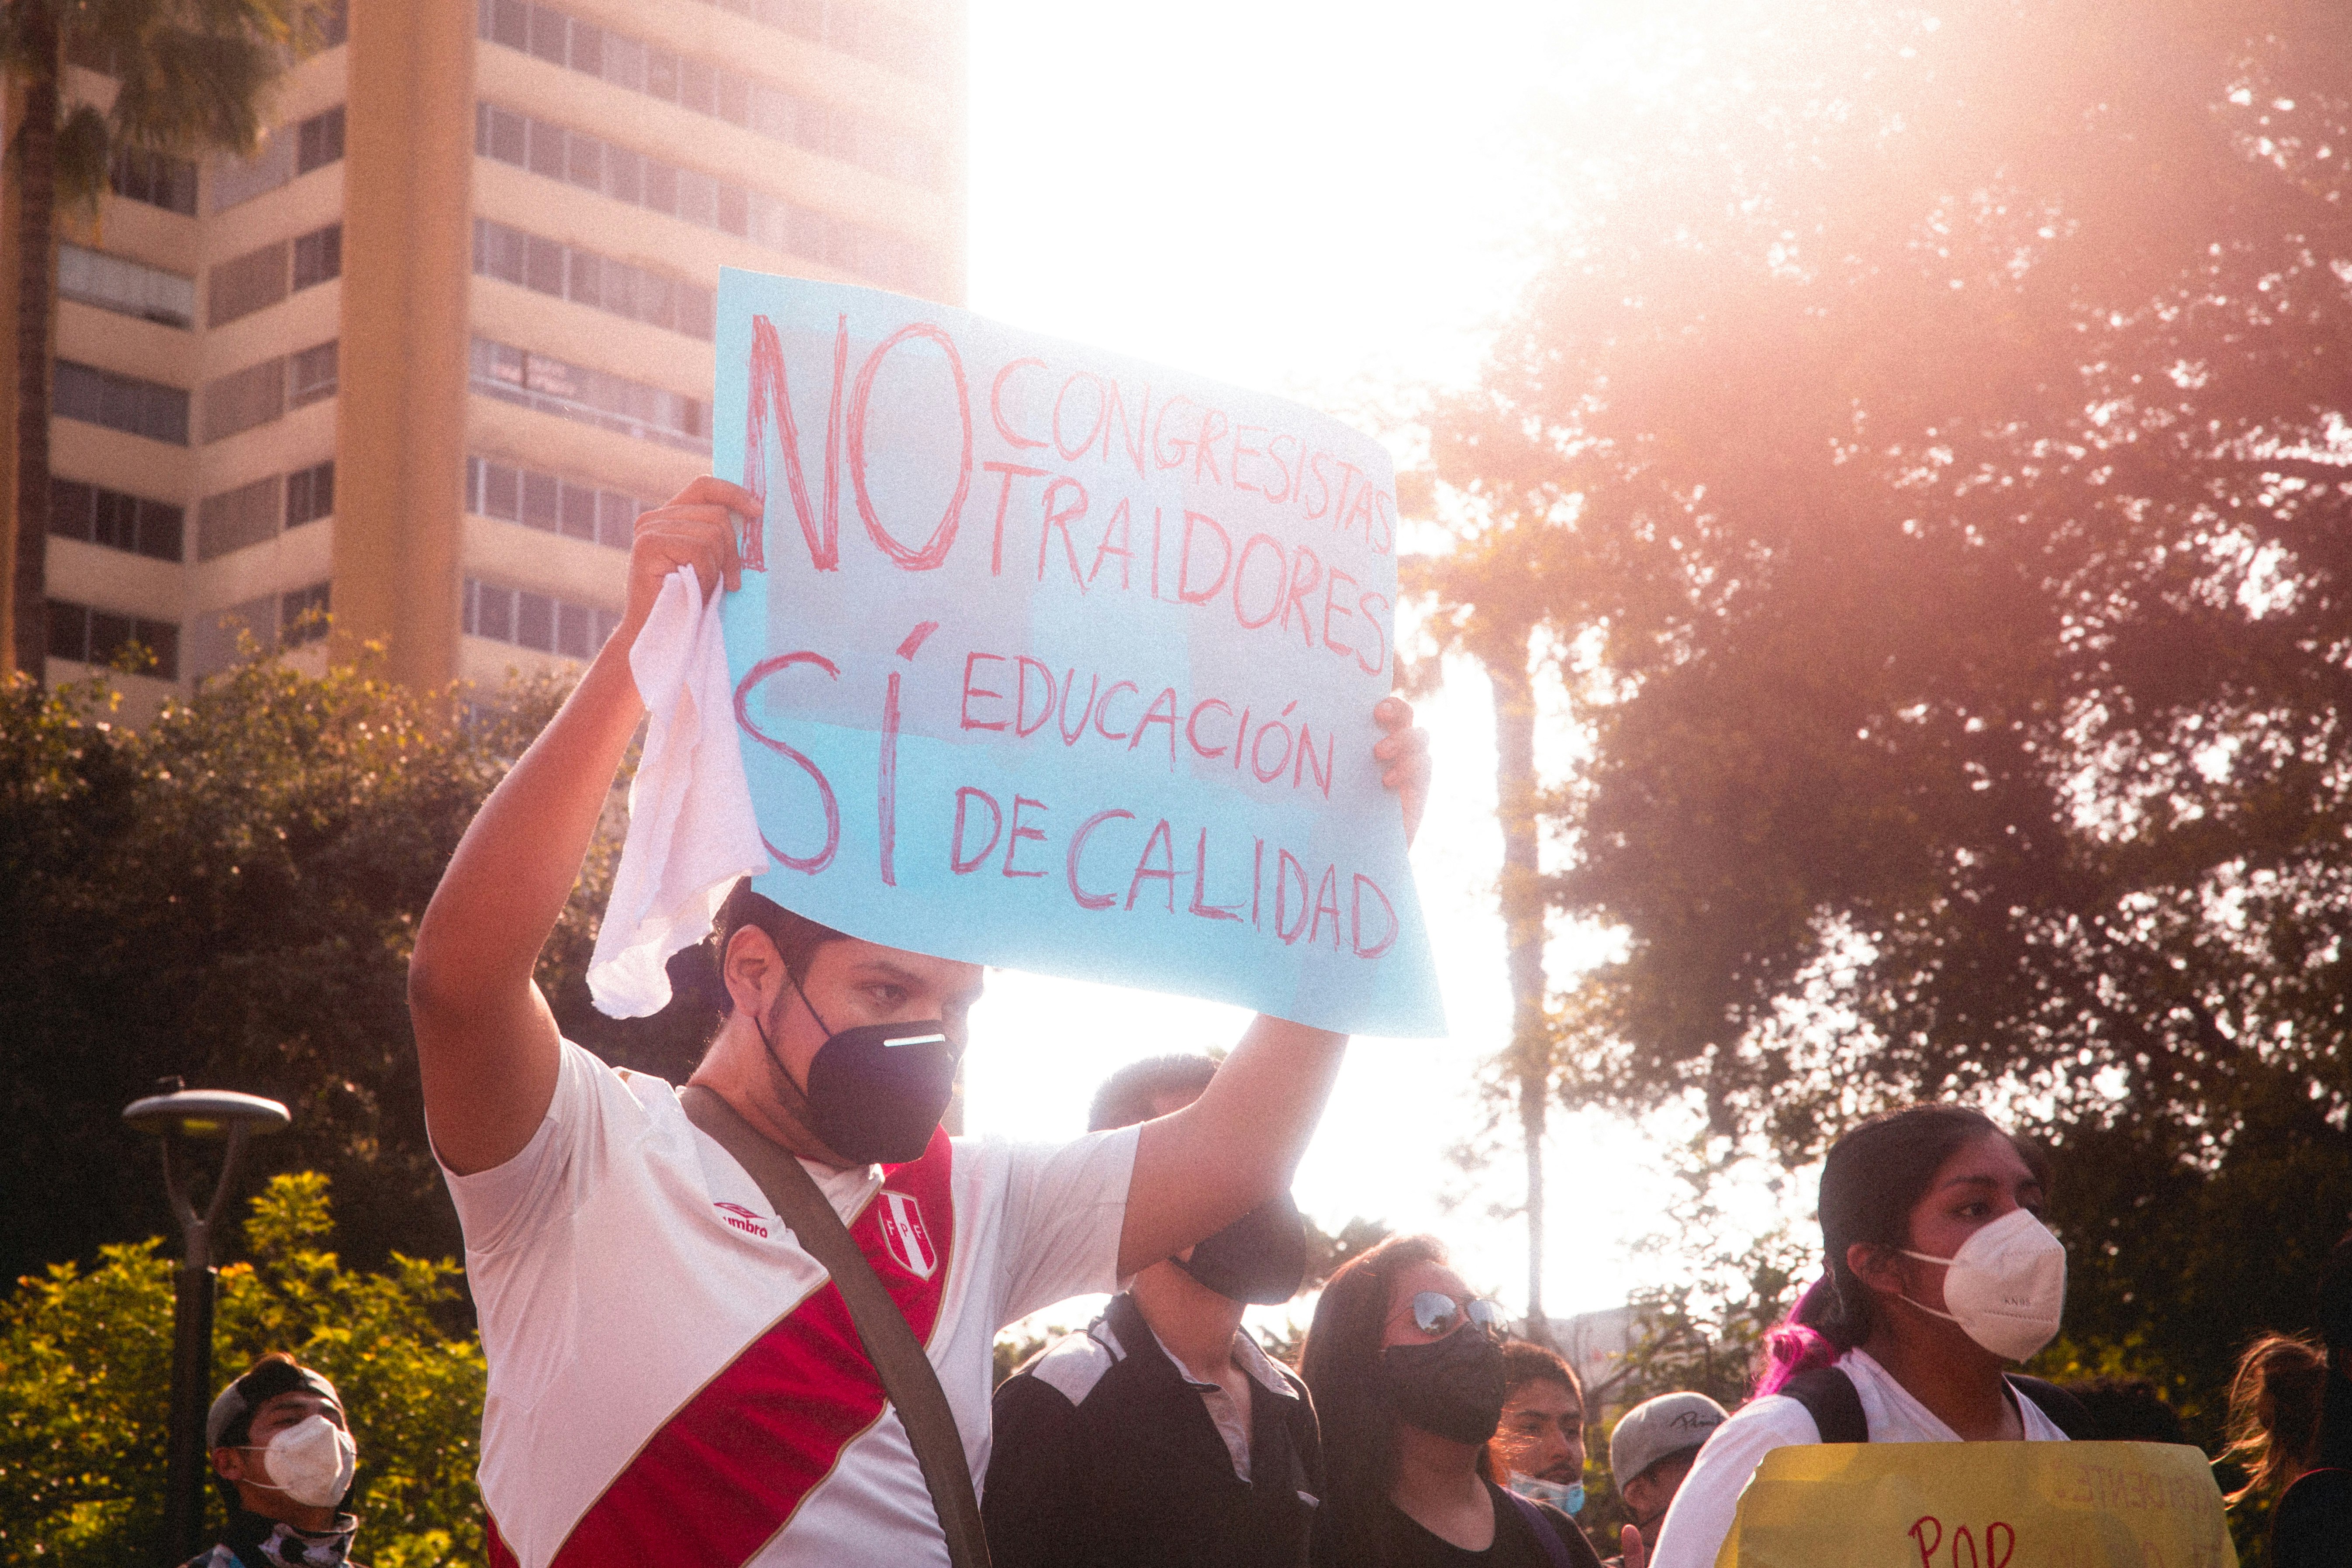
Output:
[1171,1192,1310,1305]
[756,967,960,1164]
[1379,1323,1507,1445]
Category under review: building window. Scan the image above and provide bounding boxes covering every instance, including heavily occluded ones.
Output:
[473,103,936,296]
[201,360,285,442]
[55,360,190,445]
[477,0,945,190]
[466,455,646,548]
[47,598,179,679]
[465,576,620,656]
[292,224,343,290]
[288,341,338,408]
[286,461,335,528]
[195,461,334,560]
[211,105,346,214]
[208,240,289,327]
[674,0,949,86]
[201,342,335,442]
[197,475,283,560]
[211,224,342,328]
[280,581,331,646]
[297,106,346,175]
[50,479,184,562]
[58,245,196,329]
[109,147,199,215]
[470,219,714,340]
[467,337,708,453]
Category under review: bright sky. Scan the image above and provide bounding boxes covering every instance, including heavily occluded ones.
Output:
[955,0,1713,1336]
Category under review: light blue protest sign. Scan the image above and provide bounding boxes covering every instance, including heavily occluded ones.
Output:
[714,269,1444,1037]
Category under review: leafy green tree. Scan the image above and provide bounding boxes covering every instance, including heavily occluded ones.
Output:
[1,0,340,678]
[1428,0,2352,1446]
[0,653,711,1288]
[0,1171,486,1567]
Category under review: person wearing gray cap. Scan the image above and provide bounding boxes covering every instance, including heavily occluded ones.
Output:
[187,1352,364,1568]
[1603,1393,1727,1568]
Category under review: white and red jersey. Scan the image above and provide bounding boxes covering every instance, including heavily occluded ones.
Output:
[443,1040,1136,1568]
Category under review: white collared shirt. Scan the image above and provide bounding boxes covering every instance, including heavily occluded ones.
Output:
[1150,1325,1300,1481]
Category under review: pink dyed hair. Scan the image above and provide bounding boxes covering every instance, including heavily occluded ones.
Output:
[1753,1275,1847,1396]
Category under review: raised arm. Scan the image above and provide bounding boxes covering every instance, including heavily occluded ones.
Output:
[408,478,753,1176]
[1116,697,1431,1276]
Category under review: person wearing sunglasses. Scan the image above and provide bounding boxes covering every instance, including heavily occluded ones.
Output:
[1301,1234,1604,1568]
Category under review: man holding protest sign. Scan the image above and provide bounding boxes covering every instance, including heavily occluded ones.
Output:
[412,260,1440,1568]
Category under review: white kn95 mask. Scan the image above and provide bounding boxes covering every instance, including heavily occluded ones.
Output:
[1900,1207,2068,1362]
[248,1414,358,1509]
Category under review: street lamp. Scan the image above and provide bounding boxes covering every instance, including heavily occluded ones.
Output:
[123,1078,290,1565]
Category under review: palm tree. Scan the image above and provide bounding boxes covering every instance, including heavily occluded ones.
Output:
[1404,504,1579,1347]
[3,0,335,682]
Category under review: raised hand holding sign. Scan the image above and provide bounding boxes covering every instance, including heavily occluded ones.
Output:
[708,271,1444,1037]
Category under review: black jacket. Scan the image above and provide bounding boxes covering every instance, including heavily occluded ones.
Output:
[984,1292,1324,1568]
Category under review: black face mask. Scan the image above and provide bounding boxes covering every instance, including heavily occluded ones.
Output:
[1171,1193,1310,1305]
[757,969,960,1164]
[1379,1325,1507,1445]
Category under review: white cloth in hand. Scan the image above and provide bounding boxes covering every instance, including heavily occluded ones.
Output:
[586,566,765,1018]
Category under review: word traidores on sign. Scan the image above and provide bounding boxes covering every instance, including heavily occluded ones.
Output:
[741,314,1397,679]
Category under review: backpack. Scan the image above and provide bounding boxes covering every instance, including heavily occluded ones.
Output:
[1779,1365,2096,1442]
[1499,1489,1579,1568]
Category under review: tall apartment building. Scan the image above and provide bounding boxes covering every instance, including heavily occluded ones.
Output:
[27,0,963,710]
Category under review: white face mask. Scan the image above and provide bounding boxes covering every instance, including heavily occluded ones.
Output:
[1901,1207,2068,1361]
[246,1414,357,1509]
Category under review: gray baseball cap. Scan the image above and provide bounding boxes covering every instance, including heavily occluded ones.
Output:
[206,1357,344,1451]
[1609,1391,1728,1484]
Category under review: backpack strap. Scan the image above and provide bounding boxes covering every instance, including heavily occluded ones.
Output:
[2007,1375,2095,1440]
[1499,1489,1576,1568]
[1778,1366,1870,1443]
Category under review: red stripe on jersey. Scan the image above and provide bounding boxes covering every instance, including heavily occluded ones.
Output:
[540,1127,957,1568]
[487,1512,519,1568]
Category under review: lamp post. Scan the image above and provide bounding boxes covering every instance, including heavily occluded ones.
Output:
[123,1080,290,1565]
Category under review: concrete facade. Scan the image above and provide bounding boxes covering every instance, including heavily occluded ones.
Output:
[26,0,964,701]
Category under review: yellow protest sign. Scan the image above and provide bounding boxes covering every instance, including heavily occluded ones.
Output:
[1714,1442,2237,1568]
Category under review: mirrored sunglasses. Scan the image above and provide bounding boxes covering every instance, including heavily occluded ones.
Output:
[1410,1290,1506,1338]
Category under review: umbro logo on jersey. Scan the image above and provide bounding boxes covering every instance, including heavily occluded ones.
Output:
[714,1201,770,1239]
[878,1191,937,1279]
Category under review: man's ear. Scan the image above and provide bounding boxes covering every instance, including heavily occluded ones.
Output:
[722,924,783,1021]
[212,1446,244,1482]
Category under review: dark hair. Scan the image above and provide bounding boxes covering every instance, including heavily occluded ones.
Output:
[2224,1334,2327,1503]
[710,880,848,1016]
[210,1352,314,1509]
[1500,1339,1582,1406]
[1088,1054,1219,1132]
[1755,1105,2050,1395]
[1301,1233,1487,1567]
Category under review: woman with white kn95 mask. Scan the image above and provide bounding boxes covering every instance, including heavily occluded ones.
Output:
[1648,1105,2090,1568]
